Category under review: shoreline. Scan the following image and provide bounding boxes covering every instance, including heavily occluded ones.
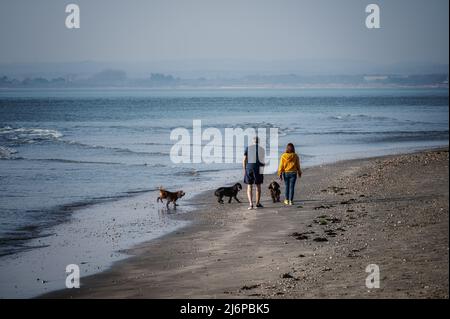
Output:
[40,147,449,299]
[2,144,446,296]
[0,166,243,298]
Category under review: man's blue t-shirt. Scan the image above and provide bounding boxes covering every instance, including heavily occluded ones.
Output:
[245,144,265,170]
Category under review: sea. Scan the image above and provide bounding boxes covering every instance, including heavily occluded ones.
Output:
[0,88,448,297]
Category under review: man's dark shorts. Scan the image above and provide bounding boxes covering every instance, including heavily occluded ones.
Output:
[244,166,264,185]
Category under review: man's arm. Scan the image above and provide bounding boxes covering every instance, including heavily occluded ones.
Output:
[258,146,266,167]
[242,155,247,171]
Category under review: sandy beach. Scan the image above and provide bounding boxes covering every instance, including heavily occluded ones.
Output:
[42,148,449,299]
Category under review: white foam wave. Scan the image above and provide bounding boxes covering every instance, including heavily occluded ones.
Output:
[0,146,18,159]
[0,126,63,144]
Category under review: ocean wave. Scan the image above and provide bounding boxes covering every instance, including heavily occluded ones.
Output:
[34,158,122,165]
[177,167,224,177]
[0,126,63,145]
[12,157,167,168]
[178,169,199,177]
[329,114,392,121]
[62,140,169,156]
[307,130,449,136]
[0,146,18,159]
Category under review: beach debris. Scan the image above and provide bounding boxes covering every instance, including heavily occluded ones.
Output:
[298,254,306,258]
[339,192,352,196]
[324,229,337,237]
[314,205,334,210]
[281,272,295,279]
[291,231,314,240]
[241,284,260,290]
[313,237,328,242]
[340,199,357,205]
[347,252,361,258]
[314,216,341,225]
[321,186,347,193]
[327,217,341,224]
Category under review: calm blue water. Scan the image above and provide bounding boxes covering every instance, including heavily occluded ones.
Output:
[0,88,448,256]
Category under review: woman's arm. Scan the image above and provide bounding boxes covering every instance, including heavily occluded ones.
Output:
[297,154,302,177]
[278,155,285,180]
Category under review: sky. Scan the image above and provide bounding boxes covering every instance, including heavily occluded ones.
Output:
[0,0,448,76]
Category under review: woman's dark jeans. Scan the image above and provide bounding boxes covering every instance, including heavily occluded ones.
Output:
[283,172,297,201]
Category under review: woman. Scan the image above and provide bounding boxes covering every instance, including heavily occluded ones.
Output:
[278,143,302,205]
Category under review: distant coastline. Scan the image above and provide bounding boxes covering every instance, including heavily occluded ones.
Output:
[1,72,448,90]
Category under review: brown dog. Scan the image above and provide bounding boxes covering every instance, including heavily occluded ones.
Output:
[157,187,185,209]
[268,181,281,203]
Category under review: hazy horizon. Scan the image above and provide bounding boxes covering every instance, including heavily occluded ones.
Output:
[1,1,448,63]
[0,59,449,80]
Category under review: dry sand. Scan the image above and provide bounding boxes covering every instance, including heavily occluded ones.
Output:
[43,149,449,299]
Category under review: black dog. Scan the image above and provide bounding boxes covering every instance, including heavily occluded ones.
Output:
[268,181,281,203]
[214,183,242,204]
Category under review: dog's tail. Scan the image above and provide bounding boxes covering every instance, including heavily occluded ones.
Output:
[157,186,165,203]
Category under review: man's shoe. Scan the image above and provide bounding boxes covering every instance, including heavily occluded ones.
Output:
[284,199,289,205]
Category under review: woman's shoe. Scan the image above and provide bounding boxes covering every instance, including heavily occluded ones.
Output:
[288,200,294,206]
[256,203,264,208]
[284,199,289,205]
[248,205,254,210]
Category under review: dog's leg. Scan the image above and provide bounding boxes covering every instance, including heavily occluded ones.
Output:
[166,200,170,209]
[218,195,224,204]
[234,196,241,203]
[173,201,177,209]
[228,196,232,203]
[157,197,160,203]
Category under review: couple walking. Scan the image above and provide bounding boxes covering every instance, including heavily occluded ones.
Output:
[242,137,302,210]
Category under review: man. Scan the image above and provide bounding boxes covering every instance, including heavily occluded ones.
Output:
[243,136,265,210]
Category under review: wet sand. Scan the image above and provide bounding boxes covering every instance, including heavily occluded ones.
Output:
[42,149,449,299]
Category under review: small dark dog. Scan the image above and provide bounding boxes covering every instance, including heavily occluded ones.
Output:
[268,181,281,203]
[214,183,242,204]
[157,187,185,209]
